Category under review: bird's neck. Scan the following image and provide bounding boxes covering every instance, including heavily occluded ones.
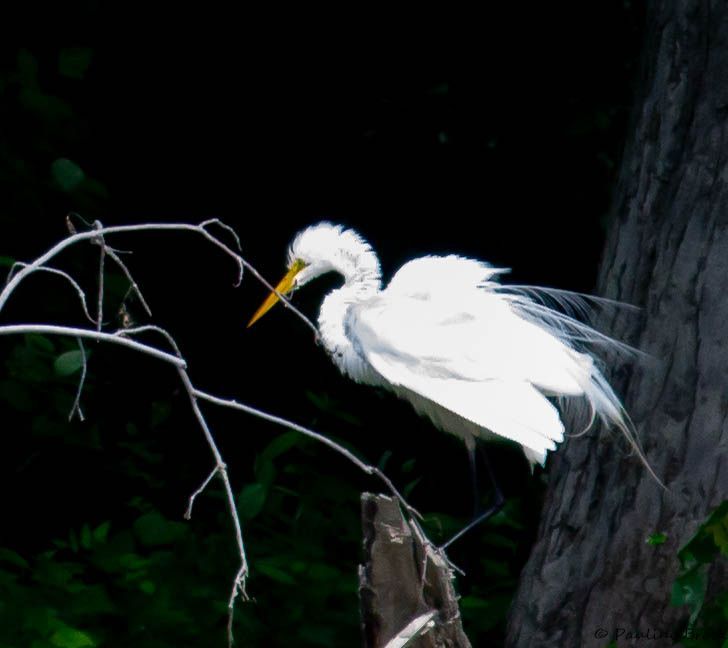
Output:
[316,246,382,384]
[329,241,382,293]
[318,284,381,384]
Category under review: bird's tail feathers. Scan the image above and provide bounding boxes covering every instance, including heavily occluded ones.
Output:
[501,288,645,359]
[574,365,665,489]
[503,285,640,318]
[501,286,664,487]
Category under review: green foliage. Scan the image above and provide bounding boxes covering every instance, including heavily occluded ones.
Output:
[647,532,668,546]
[0,335,84,418]
[671,500,728,647]
[54,350,86,377]
[51,158,85,193]
[58,48,93,81]
[0,429,361,647]
[0,316,536,647]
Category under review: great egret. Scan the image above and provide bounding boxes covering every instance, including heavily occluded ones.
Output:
[248,222,652,476]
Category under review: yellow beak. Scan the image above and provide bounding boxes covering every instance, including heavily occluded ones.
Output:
[247,262,305,328]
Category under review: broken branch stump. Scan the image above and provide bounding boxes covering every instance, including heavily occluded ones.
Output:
[358,493,471,648]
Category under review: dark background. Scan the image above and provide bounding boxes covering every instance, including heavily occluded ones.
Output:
[0,5,645,646]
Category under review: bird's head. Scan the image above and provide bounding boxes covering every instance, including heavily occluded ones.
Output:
[247,222,361,327]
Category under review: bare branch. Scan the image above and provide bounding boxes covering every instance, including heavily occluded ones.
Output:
[94,223,106,332]
[91,218,153,318]
[0,324,186,368]
[68,337,87,422]
[0,218,436,647]
[185,466,220,520]
[119,325,183,358]
[0,221,319,338]
[6,264,96,325]
[193,388,422,521]
[177,368,249,643]
[0,321,249,634]
[106,247,153,317]
[201,218,242,252]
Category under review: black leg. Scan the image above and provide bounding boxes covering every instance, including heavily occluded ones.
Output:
[467,440,479,517]
[440,443,505,550]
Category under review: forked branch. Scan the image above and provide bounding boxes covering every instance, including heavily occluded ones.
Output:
[0,218,429,646]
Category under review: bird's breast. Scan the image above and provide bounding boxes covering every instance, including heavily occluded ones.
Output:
[318,289,383,386]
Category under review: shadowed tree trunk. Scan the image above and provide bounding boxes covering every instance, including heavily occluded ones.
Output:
[507,2,728,646]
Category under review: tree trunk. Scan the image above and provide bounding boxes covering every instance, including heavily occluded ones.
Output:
[507,2,728,646]
[359,493,471,648]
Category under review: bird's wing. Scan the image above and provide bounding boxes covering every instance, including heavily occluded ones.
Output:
[351,256,591,393]
[345,256,570,457]
[364,349,564,458]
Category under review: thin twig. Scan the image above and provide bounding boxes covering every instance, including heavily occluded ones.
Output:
[6,264,96,325]
[119,325,183,358]
[0,221,319,338]
[185,466,220,520]
[0,218,433,648]
[68,337,87,422]
[193,388,422,521]
[94,222,106,332]
[410,517,465,577]
[201,218,242,252]
[177,368,249,645]
[89,218,153,317]
[105,247,153,317]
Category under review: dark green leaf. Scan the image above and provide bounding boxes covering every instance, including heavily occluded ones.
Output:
[254,459,276,490]
[237,483,266,520]
[54,351,84,377]
[92,522,111,544]
[133,512,185,546]
[671,565,707,613]
[139,580,156,594]
[58,48,93,80]
[401,458,416,473]
[403,476,422,498]
[25,334,55,354]
[678,501,728,568]
[377,449,392,471]
[51,159,85,192]
[256,562,296,585]
[50,626,95,648]
[257,431,302,464]
[80,525,92,551]
[0,547,29,570]
[307,563,340,582]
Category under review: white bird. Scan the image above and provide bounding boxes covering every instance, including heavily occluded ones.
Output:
[248,222,652,474]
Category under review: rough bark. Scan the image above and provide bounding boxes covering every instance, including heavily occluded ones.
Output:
[507,2,728,646]
[358,493,471,648]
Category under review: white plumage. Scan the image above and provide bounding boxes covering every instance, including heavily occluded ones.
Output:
[249,222,647,471]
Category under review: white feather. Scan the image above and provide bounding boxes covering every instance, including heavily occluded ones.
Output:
[282,223,655,475]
